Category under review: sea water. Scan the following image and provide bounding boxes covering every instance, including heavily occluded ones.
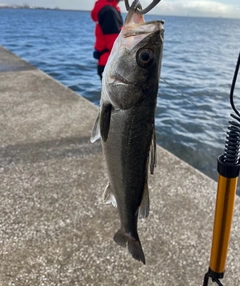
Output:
[0,8,239,182]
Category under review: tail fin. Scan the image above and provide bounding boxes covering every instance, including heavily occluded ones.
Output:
[113,229,146,264]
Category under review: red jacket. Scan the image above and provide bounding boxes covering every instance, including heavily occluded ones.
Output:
[91,0,123,66]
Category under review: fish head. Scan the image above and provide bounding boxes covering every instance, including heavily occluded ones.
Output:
[101,12,164,110]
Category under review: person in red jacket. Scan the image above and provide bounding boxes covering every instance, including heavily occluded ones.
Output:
[91,0,123,80]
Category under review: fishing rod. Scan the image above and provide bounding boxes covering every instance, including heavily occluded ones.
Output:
[124,0,161,14]
[203,52,240,286]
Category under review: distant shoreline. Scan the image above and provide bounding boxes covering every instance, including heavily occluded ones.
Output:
[0,6,90,12]
[0,7,94,13]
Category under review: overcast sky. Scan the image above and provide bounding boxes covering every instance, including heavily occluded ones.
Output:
[1,0,240,18]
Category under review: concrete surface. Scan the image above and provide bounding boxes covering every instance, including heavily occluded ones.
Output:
[1,45,240,286]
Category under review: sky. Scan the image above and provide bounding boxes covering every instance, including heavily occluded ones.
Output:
[1,0,240,19]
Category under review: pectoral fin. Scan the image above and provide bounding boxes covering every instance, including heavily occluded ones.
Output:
[90,112,101,143]
[100,102,112,142]
[90,102,112,143]
[150,128,157,174]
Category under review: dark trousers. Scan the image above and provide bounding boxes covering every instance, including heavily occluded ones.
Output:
[97,65,105,81]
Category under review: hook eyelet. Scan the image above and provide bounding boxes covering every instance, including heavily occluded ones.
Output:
[124,0,161,14]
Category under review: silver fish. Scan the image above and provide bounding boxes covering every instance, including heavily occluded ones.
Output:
[91,4,164,264]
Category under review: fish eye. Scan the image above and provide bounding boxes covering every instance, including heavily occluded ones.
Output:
[137,49,154,67]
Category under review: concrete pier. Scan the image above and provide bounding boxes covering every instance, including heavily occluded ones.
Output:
[1,45,240,285]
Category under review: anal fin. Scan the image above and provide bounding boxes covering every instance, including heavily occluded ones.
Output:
[103,182,117,208]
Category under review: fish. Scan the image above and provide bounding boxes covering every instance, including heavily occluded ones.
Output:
[91,2,164,264]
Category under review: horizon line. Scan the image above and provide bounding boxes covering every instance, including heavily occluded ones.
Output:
[1,6,240,20]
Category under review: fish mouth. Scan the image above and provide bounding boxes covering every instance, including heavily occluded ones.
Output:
[111,72,133,85]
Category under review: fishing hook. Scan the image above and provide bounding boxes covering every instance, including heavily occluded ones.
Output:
[125,0,161,14]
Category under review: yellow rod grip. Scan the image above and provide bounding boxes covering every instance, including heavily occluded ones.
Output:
[209,175,237,273]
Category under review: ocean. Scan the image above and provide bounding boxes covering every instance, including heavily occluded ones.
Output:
[0,8,239,183]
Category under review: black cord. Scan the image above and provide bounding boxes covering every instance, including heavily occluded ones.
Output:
[223,53,240,165]
[230,52,240,117]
